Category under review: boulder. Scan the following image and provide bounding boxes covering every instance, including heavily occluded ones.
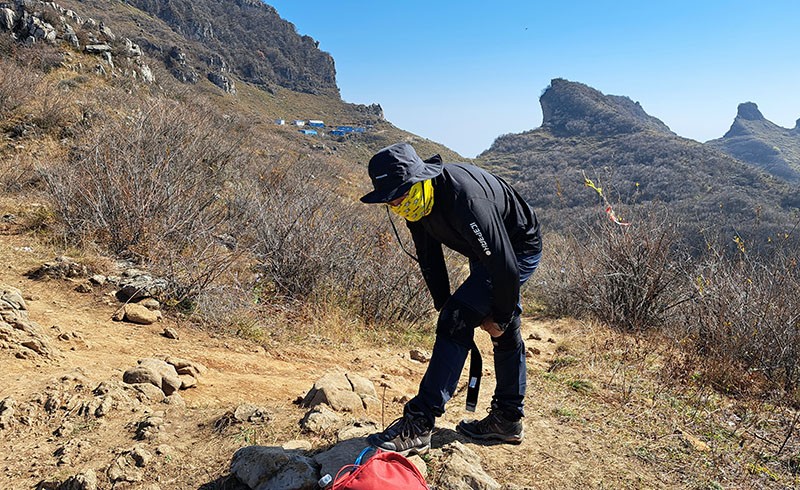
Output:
[123,358,181,395]
[430,441,500,490]
[25,257,88,280]
[300,404,344,434]
[84,44,111,54]
[208,72,236,94]
[0,8,16,31]
[115,274,168,302]
[58,469,98,490]
[0,397,15,429]
[302,372,376,412]
[230,446,318,490]
[118,303,161,325]
[1,285,58,359]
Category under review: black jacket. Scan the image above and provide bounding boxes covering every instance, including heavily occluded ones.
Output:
[406,163,541,324]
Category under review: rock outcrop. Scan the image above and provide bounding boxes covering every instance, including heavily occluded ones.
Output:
[706,102,800,182]
[539,78,673,137]
[0,285,58,359]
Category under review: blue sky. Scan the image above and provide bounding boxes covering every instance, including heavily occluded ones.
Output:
[267,1,800,158]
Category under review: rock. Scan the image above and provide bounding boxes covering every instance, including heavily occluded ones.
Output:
[94,395,113,417]
[135,416,163,440]
[138,64,155,83]
[121,303,162,325]
[162,327,179,340]
[313,438,367,482]
[84,44,111,54]
[107,452,143,483]
[336,421,378,441]
[130,445,153,467]
[430,441,500,490]
[178,375,196,389]
[528,332,542,341]
[116,274,168,302]
[58,469,98,490]
[123,358,182,396]
[230,446,318,490]
[1,285,58,359]
[75,283,93,293]
[208,72,236,94]
[132,383,165,402]
[0,397,16,429]
[0,8,16,31]
[300,404,344,434]
[25,16,56,43]
[166,357,207,375]
[302,372,374,412]
[410,349,430,363]
[26,257,88,280]
[407,455,428,479]
[138,298,160,310]
[282,440,312,451]
[163,393,185,408]
[89,275,106,285]
[526,346,541,357]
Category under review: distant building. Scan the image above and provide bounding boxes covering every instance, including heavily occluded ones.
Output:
[308,120,325,128]
[274,119,285,125]
[298,129,318,135]
[354,127,366,133]
[330,130,346,136]
[292,120,305,126]
[336,126,354,133]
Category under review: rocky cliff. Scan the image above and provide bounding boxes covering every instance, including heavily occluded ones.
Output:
[481,79,798,251]
[706,102,800,182]
[54,0,339,95]
[539,78,674,137]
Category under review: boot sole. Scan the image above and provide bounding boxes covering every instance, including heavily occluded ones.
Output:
[456,424,524,444]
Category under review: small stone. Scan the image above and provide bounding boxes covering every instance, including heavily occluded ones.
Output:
[410,349,430,363]
[162,327,179,340]
[547,338,556,344]
[526,346,541,358]
[75,283,93,293]
[130,446,153,467]
[528,332,542,341]
[89,275,107,285]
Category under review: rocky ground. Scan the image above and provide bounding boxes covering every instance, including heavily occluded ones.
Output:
[2,216,798,489]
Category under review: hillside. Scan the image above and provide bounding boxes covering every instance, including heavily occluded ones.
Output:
[481,79,800,251]
[2,3,800,489]
[706,102,800,182]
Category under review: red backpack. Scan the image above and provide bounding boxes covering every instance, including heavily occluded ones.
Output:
[329,448,429,490]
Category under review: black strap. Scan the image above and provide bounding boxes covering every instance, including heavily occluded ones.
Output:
[465,340,482,412]
[386,206,419,263]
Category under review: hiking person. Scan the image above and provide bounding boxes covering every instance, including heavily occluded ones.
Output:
[360,142,542,455]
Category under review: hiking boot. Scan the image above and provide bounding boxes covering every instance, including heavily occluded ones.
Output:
[366,413,431,456]
[457,409,524,443]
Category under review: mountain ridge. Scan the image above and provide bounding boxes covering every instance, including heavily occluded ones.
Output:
[706,101,800,182]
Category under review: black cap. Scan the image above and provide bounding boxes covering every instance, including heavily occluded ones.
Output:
[360,143,444,204]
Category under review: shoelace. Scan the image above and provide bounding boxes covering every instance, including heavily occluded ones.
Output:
[475,409,503,431]
[383,415,423,439]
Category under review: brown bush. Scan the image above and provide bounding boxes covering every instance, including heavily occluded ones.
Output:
[0,58,39,119]
[534,205,690,332]
[680,235,800,400]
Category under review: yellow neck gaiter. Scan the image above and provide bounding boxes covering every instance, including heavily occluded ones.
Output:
[389,179,434,222]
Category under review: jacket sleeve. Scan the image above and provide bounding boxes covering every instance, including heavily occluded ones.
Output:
[407,221,451,310]
[456,197,520,324]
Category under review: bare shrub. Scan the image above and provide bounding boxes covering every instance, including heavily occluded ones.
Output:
[39,94,253,305]
[245,155,432,324]
[679,236,800,399]
[534,205,690,331]
[0,58,39,118]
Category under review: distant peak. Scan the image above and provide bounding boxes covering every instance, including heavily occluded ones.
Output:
[737,102,764,121]
[539,78,672,137]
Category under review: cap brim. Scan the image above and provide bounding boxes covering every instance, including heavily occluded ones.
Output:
[359,160,444,204]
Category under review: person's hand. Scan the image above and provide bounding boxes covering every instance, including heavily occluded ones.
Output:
[480,317,504,338]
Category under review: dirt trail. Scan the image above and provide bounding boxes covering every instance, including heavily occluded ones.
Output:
[1,228,660,489]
